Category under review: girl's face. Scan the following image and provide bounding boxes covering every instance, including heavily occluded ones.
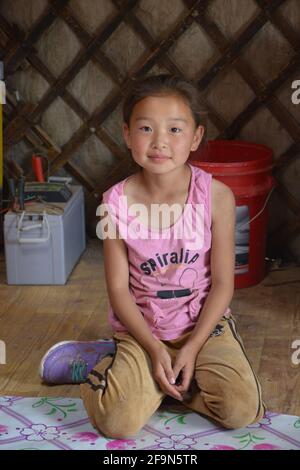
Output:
[123,95,204,174]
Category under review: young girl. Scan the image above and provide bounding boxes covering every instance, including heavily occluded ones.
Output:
[40,74,265,438]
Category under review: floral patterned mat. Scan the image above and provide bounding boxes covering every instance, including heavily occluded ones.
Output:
[0,396,300,450]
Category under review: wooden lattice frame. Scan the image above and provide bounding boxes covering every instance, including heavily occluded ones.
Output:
[0,0,300,253]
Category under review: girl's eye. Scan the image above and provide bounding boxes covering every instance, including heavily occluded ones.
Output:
[139,126,152,132]
[170,127,181,133]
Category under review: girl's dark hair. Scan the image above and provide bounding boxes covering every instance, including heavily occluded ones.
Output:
[122,74,204,128]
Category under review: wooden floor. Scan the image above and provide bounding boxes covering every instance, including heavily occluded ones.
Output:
[1,238,300,416]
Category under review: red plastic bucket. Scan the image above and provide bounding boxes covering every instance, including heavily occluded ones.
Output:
[189,140,275,288]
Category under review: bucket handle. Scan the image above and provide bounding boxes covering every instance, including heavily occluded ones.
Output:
[236,185,275,231]
[17,210,50,244]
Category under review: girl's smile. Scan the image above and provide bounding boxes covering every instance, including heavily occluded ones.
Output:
[148,154,171,163]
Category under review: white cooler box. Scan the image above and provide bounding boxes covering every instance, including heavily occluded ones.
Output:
[4,185,86,285]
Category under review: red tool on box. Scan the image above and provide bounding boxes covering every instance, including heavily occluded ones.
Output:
[32,154,45,182]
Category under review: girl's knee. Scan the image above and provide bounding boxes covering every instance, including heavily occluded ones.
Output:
[81,386,146,438]
[213,381,262,429]
[220,401,259,429]
[198,371,263,429]
[94,407,144,439]
[99,419,142,439]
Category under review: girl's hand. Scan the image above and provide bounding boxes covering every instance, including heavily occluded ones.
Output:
[149,343,183,401]
[172,344,199,397]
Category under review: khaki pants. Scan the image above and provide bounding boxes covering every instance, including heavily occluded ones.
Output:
[80,315,265,439]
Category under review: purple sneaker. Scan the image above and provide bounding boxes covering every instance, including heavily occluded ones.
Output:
[40,339,116,384]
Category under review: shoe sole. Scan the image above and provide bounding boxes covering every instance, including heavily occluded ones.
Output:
[39,339,114,381]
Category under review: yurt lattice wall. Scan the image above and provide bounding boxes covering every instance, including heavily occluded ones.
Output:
[0,0,299,260]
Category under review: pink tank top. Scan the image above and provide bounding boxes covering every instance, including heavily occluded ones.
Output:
[101,163,230,340]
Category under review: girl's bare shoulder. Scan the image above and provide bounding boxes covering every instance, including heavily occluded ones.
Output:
[211,178,235,219]
[123,172,142,198]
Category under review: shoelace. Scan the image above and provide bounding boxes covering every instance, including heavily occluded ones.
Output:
[71,359,88,383]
